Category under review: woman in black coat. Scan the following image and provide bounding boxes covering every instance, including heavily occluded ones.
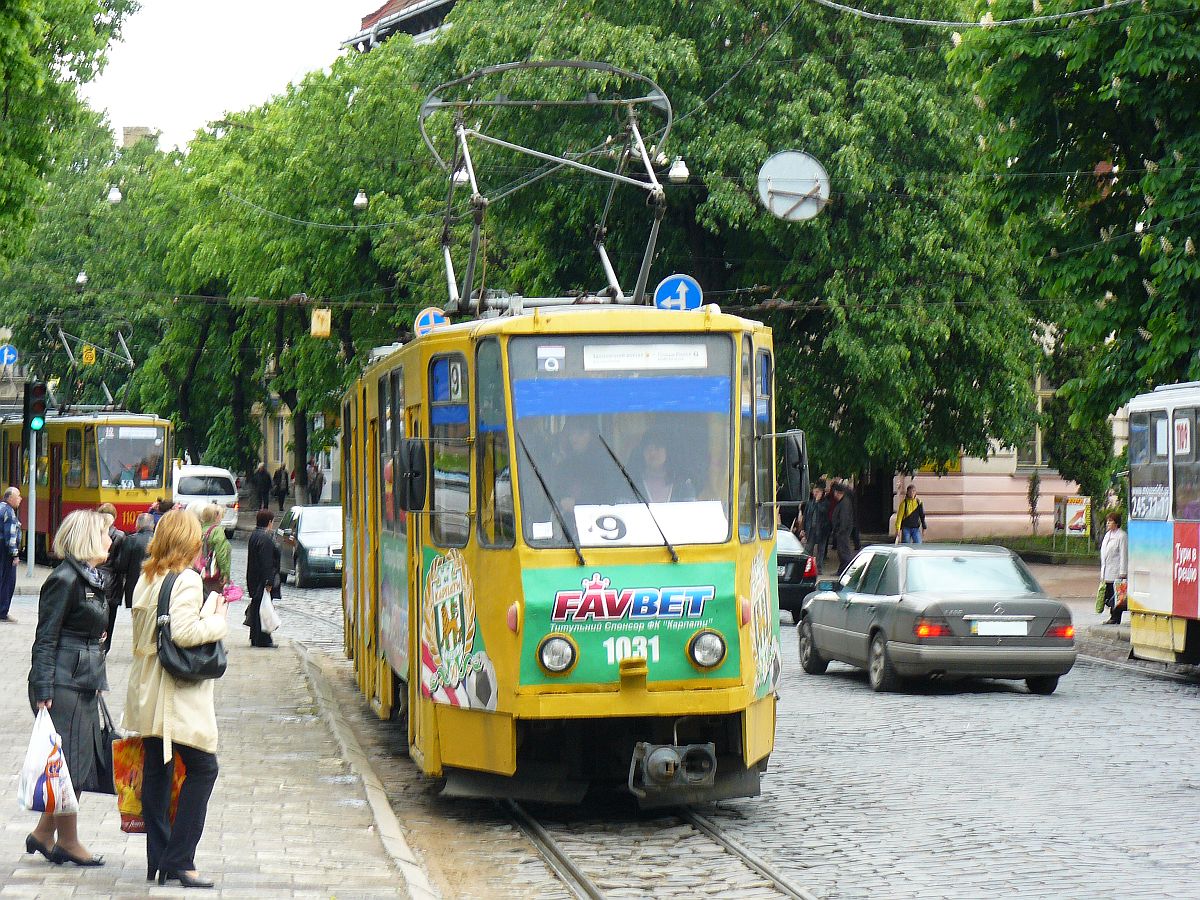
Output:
[25,510,113,867]
[244,508,279,648]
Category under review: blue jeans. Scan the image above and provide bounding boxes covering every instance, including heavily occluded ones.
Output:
[901,527,923,544]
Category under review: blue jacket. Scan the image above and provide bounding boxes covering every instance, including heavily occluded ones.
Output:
[0,501,20,558]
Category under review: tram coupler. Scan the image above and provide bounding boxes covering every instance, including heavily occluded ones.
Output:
[627,741,717,799]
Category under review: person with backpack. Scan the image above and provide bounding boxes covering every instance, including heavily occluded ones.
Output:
[196,504,232,599]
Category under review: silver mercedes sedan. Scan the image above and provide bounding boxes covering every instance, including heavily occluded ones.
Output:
[797,545,1077,694]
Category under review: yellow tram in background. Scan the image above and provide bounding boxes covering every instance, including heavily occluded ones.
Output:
[0,411,173,554]
[341,304,806,804]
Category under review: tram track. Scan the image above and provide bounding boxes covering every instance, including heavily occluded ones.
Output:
[502,798,816,900]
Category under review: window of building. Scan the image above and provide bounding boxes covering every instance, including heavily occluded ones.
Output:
[65,429,82,488]
[1016,374,1056,468]
[476,339,514,548]
[739,337,755,542]
[430,354,470,547]
[273,416,285,465]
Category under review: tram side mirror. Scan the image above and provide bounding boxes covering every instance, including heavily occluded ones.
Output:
[779,430,809,505]
[400,438,428,512]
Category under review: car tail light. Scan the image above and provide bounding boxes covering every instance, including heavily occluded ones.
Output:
[914,618,952,638]
[803,556,817,578]
[1045,620,1075,639]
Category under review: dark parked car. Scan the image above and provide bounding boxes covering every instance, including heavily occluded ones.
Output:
[276,505,343,587]
[777,529,817,621]
[797,544,1076,694]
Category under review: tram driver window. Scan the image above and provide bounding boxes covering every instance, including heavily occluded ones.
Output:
[477,339,514,548]
[429,355,471,547]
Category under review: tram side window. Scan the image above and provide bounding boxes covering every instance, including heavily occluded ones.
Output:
[342,401,354,519]
[390,369,405,534]
[430,354,470,547]
[65,429,82,489]
[1130,411,1170,520]
[1174,409,1200,520]
[83,427,98,488]
[477,339,514,548]
[738,337,755,542]
[755,349,775,539]
[378,375,394,533]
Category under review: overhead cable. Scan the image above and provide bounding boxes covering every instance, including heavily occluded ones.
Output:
[806,0,1143,28]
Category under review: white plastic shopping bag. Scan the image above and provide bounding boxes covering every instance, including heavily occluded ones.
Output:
[17,709,79,815]
[259,589,282,635]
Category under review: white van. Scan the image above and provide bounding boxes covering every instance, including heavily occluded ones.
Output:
[172,464,239,534]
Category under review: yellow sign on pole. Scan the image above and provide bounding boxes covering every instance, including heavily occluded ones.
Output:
[81,345,97,366]
[310,307,331,339]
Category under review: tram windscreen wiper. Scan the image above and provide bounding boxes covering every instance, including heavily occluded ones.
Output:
[597,434,679,563]
[516,432,586,566]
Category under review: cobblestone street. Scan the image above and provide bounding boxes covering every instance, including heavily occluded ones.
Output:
[260,546,1200,899]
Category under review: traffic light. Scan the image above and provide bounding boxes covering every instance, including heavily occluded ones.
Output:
[24,381,48,433]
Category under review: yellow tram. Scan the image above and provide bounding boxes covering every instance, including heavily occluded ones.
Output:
[0,411,173,553]
[341,304,806,804]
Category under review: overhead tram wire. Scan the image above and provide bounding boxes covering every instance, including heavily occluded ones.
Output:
[805,0,1143,28]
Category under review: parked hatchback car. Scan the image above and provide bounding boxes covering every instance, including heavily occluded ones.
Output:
[276,505,343,587]
[797,544,1077,694]
[776,528,818,622]
[172,465,239,535]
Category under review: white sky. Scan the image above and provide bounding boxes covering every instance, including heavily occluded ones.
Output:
[79,1,366,150]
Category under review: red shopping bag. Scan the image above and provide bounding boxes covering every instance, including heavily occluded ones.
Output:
[112,737,186,834]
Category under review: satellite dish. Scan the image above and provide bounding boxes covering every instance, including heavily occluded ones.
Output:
[757,151,830,222]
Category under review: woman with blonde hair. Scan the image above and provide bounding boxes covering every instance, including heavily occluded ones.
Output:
[125,509,227,888]
[194,503,232,598]
[25,510,112,867]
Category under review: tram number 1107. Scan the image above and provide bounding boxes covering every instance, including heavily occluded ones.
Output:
[603,634,661,665]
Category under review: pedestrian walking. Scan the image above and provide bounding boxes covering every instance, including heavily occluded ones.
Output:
[118,513,156,609]
[306,459,325,505]
[96,502,127,654]
[1100,512,1128,624]
[0,486,22,622]
[830,482,857,573]
[840,477,863,553]
[196,503,232,598]
[272,465,290,512]
[125,509,227,888]
[245,509,279,648]
[895,484,928,544]
[24,510,112,867]
[251,463,272,512]
[799,481,830,570]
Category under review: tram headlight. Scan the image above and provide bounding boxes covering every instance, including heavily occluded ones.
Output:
[538,635,577,674]
[688,630,726,669]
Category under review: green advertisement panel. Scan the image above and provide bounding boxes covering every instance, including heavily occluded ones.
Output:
[520,562,740,686]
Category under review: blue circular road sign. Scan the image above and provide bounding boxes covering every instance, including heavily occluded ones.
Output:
[414,307,449,337]
[653,274,703,311]
[0,344,17,366]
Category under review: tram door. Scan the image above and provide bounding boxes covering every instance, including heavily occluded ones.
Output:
[406,407,432,765]
[49,443,63,547]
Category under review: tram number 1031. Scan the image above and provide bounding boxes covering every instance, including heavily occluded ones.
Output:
[602,635,661,665]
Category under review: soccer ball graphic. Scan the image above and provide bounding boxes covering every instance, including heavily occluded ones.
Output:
[465,653,498,710]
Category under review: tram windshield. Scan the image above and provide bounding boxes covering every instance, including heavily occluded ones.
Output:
[509,334,734,548]
[97,424,168,490]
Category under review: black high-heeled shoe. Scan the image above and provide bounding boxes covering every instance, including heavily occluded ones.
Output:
[158,870,214,889]
[25,834,54,861]
[147,863,158,882]
[47,845,104,867]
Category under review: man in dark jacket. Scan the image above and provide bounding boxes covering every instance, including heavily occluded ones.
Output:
[830,482,857,573]
[118,513,155,609]
[252,463,272,511]
[245,508,280,648]
[799,481,830,570]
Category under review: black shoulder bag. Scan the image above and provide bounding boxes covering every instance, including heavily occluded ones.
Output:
[156,572,227,682]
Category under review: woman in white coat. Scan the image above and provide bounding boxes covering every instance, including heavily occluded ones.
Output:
[125,510,228,889]
[1099,512,1128,625]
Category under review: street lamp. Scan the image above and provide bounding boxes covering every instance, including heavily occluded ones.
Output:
[353,189,368,211]
[452,166,470,186]
[667,156,690,184]
[107,185,123,205]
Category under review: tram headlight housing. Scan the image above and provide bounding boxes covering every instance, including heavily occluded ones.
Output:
[538,635,577,674]
[687,630,726,669]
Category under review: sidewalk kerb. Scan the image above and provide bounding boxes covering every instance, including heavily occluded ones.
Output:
[294,642,439,900]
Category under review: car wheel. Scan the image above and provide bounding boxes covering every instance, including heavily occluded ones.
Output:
[798,619,828,675]
[295,556,310,589]
[867,632,901,692]
[1026,675,1059,695]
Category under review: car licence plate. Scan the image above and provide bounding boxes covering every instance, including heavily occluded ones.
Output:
[777,564,787,578]
[973,620,1027,636]
[334,560,342,571]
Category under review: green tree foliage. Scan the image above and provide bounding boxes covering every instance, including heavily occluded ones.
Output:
[2,0,1040,477]
[949,1,1200,423]
[1042,344,1114,500]
[0,0,136,260]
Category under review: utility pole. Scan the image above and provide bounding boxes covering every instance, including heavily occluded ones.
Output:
[26,428,35,578]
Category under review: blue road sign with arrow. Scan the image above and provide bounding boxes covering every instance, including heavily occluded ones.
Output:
[653,274,703,311]
[0,344,18,366]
